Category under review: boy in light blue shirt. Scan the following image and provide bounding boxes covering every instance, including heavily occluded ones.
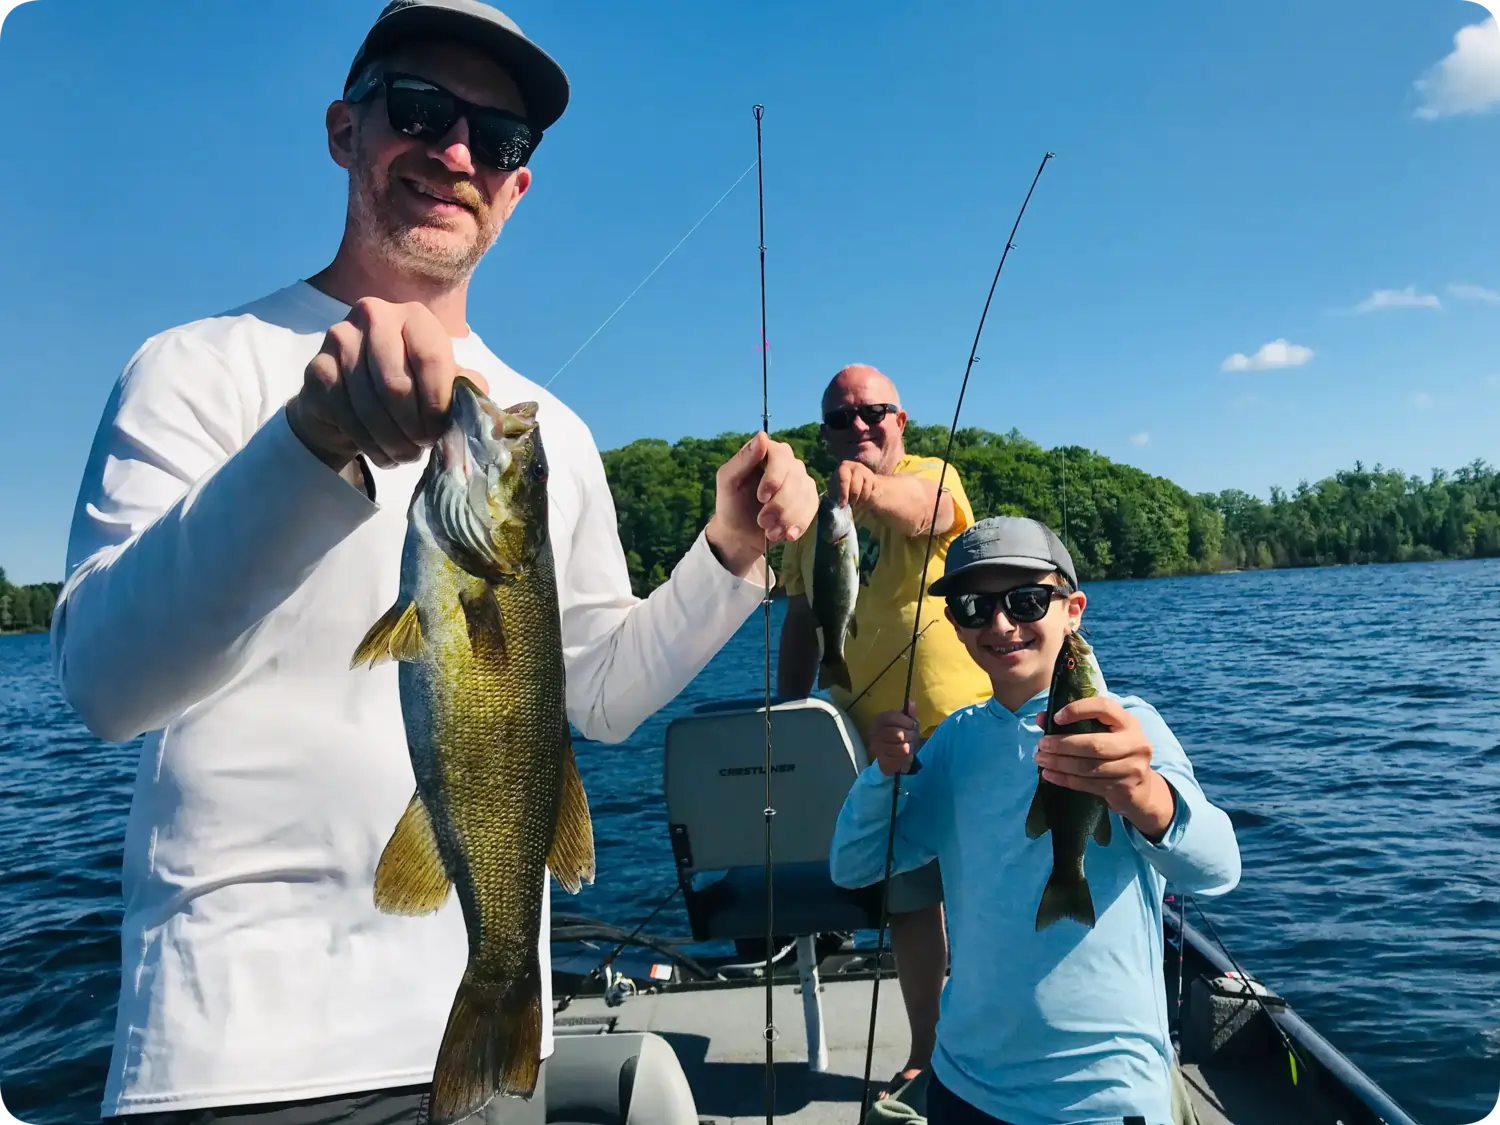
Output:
[829,517,1240,1125]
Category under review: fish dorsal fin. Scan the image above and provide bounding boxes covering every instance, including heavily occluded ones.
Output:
[350,601,423,668]
[459,583,507,662]
[373,791,453,915]
[548,738,596,894]
[1024,776,1050,839]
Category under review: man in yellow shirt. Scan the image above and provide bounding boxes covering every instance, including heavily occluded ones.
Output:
[778,364,993,1099]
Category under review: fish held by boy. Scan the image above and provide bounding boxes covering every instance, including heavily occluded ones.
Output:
[1026,629,1111,930]
[811,491,860,691]
[350,377,596,1125]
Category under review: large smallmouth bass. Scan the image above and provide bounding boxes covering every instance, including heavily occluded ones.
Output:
[810,491,859,692]
[351,378,595,1125]
[1026,630,1111,931]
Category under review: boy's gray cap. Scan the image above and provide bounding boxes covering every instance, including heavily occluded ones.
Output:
[345,0,570,131]
[928,516,1078,596]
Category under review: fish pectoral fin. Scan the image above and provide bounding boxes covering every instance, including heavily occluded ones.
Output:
[547,739,596,895]
[1092,807,1113,846]
[847,615,858,638]
[1024,779,1050,839]
[458,583,507,662]
[373,791,453,915]
[350,601,423,669]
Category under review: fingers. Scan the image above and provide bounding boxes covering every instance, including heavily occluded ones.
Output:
[1034,749,1141,779]
[1050,696,1129,729]
[757,441,793,504]
[754,440,815,543]
[363,305,425,447]
[720,432,771,490]
[831,462,851,506]
[1037,730,1149,763]
[304,333,387,467]
[345,322,424,467]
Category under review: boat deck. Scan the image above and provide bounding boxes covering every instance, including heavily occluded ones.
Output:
[553,973,1349,1125]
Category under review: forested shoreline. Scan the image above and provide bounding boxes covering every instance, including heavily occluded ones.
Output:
[0,569,61,635]
[602,422,1500,597]
[7,424,1498,616]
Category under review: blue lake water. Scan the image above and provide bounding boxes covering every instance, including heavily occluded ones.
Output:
[2,559,1499,1124]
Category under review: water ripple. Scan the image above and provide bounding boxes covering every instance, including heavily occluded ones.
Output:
[3,559,1500,1123]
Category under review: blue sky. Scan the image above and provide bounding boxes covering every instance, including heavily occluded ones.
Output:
[1,0,1498,584]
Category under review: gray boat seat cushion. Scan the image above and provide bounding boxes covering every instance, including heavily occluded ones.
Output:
[546,1032,697,1125]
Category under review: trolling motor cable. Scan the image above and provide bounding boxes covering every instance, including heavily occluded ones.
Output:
[753,103,779,1125]
[855,152,1057,1124]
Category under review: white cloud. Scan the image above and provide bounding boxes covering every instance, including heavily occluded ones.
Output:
[1352,286,1442,312]
[1450,282,1500,304]
[1411,391,1459,410]
[1413,16,1500,120]
[1129,432,1150,446]
[1221,339,1314,372]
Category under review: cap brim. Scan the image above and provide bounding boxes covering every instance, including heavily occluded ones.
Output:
[347,8,570,131]
[927,556,1067,597]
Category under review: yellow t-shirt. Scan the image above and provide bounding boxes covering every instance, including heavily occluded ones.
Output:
[782,454,995,743]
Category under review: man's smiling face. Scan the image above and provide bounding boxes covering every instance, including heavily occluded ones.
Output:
[338,38,533,286]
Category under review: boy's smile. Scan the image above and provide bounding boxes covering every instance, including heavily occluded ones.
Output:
[943,566,1087,712]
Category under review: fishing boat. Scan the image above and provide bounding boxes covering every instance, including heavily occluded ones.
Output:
[541,695,1423,1125]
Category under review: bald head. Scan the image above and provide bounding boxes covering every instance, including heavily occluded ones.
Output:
[822,364,901,414]
[820,363,908,474]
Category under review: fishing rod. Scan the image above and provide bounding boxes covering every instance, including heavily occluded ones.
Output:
[856,151,1056,1123]
[753,102,778,1125]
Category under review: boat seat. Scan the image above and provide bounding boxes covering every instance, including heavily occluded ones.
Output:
[546,1031,698,1125]
[662,695,884,945]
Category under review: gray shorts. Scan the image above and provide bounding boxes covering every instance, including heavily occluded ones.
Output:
[101,1062,547,1125]
[886,857,944,914]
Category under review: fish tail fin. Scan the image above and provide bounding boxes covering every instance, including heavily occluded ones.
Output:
[1035,868,1096,932]
[429,963,544,1124]
[817,655,853,692]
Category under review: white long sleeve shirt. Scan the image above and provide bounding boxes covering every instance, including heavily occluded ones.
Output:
[50,280,768,1118]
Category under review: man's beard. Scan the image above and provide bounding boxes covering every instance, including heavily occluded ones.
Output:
[349,143,503,285]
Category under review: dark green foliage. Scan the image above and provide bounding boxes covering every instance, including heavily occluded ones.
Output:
[0,567,61,633]
[600,425,1500,597]
[12,447,1499,606]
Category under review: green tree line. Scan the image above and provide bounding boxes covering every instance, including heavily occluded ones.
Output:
[10,431,1499,611]
[0,568,61,634]
[601,422,1500,596]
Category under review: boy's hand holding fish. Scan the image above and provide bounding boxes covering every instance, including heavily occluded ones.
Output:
[1034,695,1177,842]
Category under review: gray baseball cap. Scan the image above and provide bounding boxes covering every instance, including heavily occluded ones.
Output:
[345,0,570,132]
[927,516,1078,596]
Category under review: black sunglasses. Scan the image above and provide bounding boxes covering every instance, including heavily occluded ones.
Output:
[946,584,1071,630]
[347,67,540,173]
[822,403,900,430]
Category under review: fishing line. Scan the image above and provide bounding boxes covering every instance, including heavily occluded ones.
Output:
[753,103,778,1125]
[1187,893,1309,1088]
[842,622,938,715]
[543,159,760,388]
[856,152,1056,1123]
[551,884,686,1013]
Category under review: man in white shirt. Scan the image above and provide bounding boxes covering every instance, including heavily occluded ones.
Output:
[53,3,818,1122]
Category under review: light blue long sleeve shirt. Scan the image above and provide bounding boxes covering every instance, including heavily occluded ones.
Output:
[829,687,1241,1125]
